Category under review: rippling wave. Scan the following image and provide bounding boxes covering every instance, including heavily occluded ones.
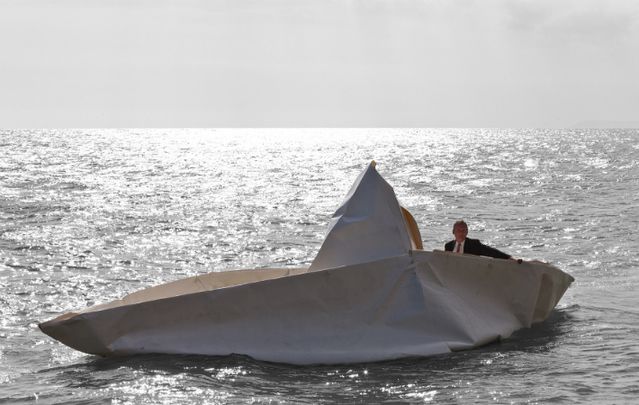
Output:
[1,129,638,403]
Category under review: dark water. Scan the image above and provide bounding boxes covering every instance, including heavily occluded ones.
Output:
[1,129,638,403]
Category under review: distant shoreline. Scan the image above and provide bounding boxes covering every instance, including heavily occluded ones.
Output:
[570,121,639,129]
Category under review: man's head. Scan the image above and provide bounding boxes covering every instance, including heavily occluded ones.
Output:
[452,220,468,243]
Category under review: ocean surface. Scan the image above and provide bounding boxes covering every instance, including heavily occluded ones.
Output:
[1,128,638,404]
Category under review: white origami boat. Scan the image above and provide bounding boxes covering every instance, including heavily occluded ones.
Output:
[39,162,574,365]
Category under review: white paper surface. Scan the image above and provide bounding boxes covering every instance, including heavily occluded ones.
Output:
[39,162,574,364]
[39,251,573,364]
[309,161,413,271]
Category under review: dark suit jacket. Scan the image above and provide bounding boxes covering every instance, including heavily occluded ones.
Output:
[444,237,511,259]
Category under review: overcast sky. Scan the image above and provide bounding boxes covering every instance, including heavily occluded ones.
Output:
[1,0,638,127]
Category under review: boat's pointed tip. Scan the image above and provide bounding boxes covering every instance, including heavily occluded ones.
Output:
[37,319,54,336]
[37,312,80,337]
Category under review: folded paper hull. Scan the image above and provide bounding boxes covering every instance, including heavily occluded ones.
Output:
[39,251,573,365]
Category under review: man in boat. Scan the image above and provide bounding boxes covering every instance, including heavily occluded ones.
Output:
[445,220,514,260]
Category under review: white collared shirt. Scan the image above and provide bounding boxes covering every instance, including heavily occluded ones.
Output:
[455,241,465,253]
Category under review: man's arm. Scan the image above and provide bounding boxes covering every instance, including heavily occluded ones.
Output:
[476,240,512,259]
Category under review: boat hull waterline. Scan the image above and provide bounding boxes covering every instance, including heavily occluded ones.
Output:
[39,251,573,365]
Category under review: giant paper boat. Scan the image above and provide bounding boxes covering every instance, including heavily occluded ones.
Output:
[39,162,574,365]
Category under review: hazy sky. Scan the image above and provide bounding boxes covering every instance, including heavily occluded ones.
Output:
[1,0,638,127]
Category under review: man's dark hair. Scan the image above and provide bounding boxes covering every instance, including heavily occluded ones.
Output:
[453,220,468,232]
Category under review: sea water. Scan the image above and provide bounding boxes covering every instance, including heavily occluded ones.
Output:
[1,128,638,403]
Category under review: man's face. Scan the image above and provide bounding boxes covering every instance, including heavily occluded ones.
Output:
[453,224,468,243]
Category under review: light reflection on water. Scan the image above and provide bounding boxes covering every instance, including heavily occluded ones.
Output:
[1,128,638,403]
[33,310,575,404]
